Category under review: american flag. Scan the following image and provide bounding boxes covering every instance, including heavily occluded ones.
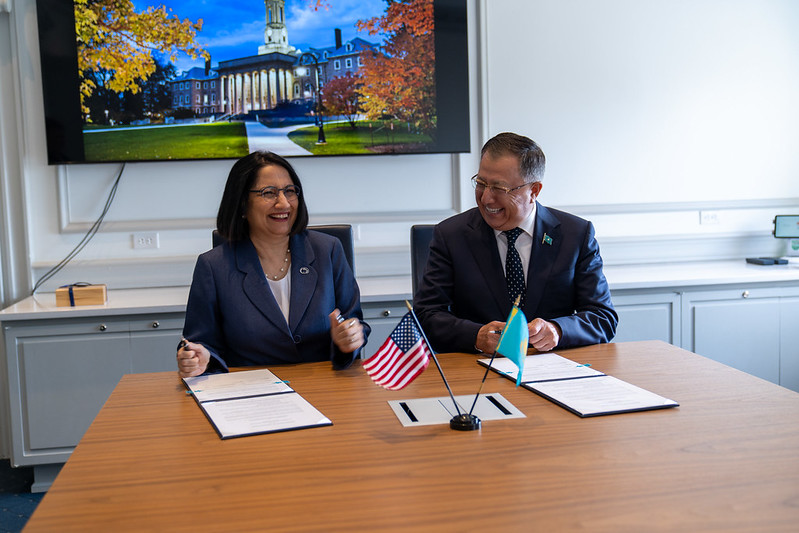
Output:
[363,312,431,390]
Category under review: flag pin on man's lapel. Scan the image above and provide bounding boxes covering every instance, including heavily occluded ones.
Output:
[542,233,553,245]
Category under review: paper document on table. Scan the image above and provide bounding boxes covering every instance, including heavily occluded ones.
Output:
[479,353,604,383]
[183,368,331,439]
[201,393,332,439]
[524,375,679,417]
[388,394,525,427]
[183,368,292,402]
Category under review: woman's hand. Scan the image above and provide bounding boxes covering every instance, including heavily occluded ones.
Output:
[329,309,364,354]
[176,340,211,378]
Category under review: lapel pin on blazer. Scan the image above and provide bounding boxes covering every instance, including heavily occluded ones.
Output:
[542,233,553,245]
[300,267,310,274]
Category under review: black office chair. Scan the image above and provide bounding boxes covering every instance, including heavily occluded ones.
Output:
[410,224,435,295]
[308,224,355,275]
[212,224,355,274]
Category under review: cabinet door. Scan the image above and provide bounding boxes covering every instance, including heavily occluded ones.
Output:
[780,298,799,392]
[5,319,130,465]
[683,288,781,384]
[361,302,407,359]
[610,292,680,344]
[130,314,184,373]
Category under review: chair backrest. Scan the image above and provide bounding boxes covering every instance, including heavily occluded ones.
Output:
[212,224,355,274]
[309,224,355,275]
[211,229,224,248]
[410,224,435,295]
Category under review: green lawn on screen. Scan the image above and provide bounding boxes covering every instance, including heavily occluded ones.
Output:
[288,121,434,155]
[83,122,249,161]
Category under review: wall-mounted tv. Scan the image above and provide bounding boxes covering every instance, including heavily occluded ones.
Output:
[35,0,469,164]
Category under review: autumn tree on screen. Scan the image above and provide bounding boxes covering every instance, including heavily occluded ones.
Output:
[74,0,207,119]
[356,0,436,137]
[321,72,364,129]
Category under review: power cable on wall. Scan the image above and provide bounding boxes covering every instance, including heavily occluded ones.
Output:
[31,163,126,295]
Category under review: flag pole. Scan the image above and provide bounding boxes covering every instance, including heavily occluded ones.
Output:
[468,295,521,416]
[468,351,497,416]
[405,301,463,417]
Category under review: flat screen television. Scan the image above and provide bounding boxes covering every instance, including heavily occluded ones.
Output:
[35,0,469,164]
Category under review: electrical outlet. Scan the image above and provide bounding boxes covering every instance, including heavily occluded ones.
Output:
[132,232,159,249]
[699,211,720,225]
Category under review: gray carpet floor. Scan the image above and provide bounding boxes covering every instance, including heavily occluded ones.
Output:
[0,460,43,533]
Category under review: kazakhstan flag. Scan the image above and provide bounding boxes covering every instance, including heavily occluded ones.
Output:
[495,304,529,386]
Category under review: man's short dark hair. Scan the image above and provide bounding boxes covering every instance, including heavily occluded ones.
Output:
[481,132,546,183]
[216,151,309,241]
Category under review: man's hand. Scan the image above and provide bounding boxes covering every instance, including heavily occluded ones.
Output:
[475,321,506,353]
[528,318,560,352]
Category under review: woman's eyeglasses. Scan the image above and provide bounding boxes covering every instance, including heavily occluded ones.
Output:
[249,185,301,202]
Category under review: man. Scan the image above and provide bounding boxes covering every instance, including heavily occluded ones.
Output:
[414,132,617,354]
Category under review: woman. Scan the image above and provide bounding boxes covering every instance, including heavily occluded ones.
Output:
[177,151,369,377]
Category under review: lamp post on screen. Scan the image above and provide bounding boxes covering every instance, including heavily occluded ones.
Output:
[297,52,326,144]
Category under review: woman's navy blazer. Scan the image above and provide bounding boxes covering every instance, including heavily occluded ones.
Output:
[183,230,369,371]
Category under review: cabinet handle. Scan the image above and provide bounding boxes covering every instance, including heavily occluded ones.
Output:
[98,324,107,331]
[382,309,391,317]
[742,290,750,299]
[151,321,160,328]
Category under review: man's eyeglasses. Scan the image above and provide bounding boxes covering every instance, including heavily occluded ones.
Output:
[471,175,533,196]
[249,185,301,202]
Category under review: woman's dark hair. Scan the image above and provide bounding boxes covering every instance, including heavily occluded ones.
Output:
[216,151,309,241]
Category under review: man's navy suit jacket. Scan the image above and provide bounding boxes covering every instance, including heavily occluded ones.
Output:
[414,205,617,354]
[183,230,369,371]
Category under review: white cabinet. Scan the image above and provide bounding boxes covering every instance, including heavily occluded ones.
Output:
[681,286,799,389]
[610,278,799,393]
[610,291,680,345]
[682,287,783,383]
[2,313,183,490]
[780,297,799,392]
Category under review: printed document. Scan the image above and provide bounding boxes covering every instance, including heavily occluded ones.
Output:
[479,353,603,382]
[183,368,331,439]
[479,353,678,417]
[525,375,678,417]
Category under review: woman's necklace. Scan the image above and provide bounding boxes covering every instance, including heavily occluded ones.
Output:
[264,248,290,281]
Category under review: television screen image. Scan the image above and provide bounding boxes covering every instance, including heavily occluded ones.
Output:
[35,0,469,164]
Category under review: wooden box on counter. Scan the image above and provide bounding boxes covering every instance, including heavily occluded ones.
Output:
[55,284,108,307]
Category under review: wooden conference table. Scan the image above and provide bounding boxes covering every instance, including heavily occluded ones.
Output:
[24,341,799,532]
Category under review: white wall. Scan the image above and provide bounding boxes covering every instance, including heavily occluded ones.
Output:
[2,0,799,302]
[488,0,799,205]
[484,0,799,260]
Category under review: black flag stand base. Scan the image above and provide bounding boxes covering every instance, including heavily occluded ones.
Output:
[450,413,481,431]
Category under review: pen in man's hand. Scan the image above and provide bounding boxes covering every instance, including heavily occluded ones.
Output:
[178,338,189,350]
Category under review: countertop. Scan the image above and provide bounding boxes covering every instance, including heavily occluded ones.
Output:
[3,259,799,321]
